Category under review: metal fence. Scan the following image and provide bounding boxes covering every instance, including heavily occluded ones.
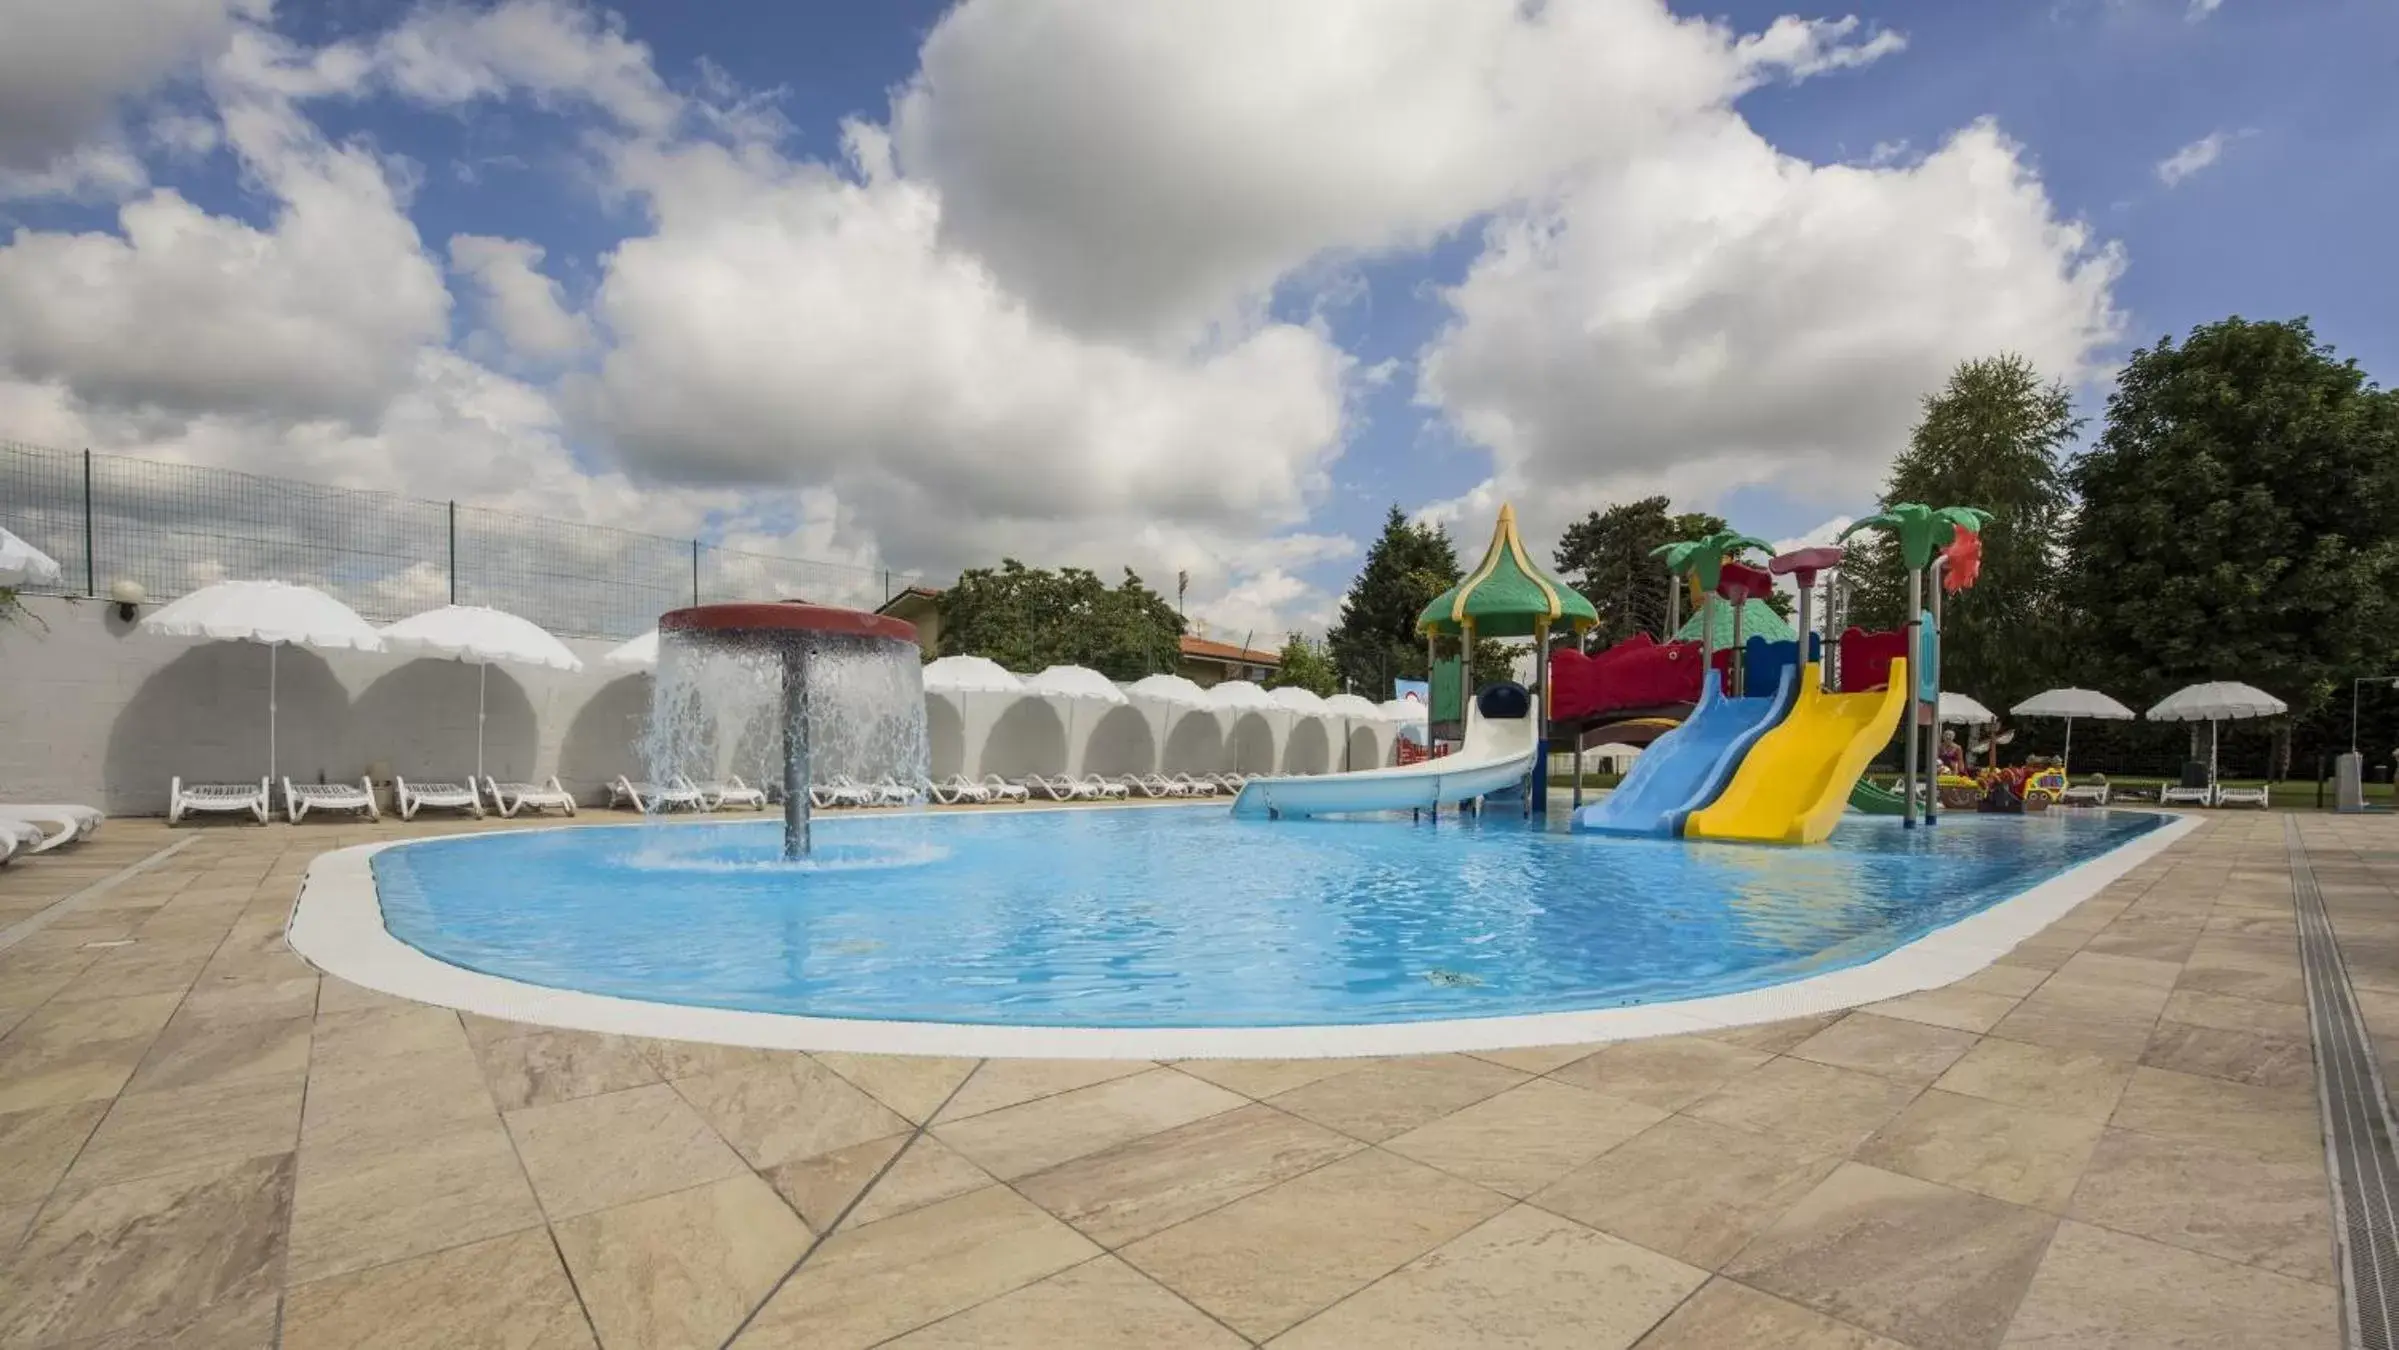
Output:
[0,440,939,639]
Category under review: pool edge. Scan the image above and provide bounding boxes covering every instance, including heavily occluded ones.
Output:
[286,809,2202,1060]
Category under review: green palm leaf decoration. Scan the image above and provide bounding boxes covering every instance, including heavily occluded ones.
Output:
[1653,531,1771,592]
[1840,503,1992,571]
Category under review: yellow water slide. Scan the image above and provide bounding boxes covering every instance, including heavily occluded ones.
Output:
[1684,660,1910,845]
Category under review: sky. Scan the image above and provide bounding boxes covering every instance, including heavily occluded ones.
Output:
[0,0,2390,643]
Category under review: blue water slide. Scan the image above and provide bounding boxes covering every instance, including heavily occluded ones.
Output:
[1572,642,1800,837]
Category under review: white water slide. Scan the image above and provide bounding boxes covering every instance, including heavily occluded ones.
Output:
[1228,704,1536,819]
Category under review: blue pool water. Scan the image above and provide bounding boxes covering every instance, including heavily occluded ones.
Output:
[371,807,2164,1028]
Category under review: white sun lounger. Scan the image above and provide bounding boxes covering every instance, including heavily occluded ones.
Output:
[861,777,922,806]
[678,774,768,811]
[2215,783,2269,808]
[2159,785,2214,807]
[1168,774,1220,796]
[610,776,704,812]
[0,803,104,853]
[929,775,990,804]
[1077,775,1130,800]
[394,777,483,821]
[2058,782,2109,806]
[977,774,1030,802]
[1019,775,1083,801]
[483,776,577,818]
[808,776,875,809]
[1,817,40,862]
[169,777,271,825]
[284,776,380,824]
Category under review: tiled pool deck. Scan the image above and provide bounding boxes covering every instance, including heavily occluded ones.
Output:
[0,808,2380,1348]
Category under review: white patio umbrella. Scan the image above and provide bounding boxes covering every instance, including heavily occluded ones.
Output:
[2146,681,2288,790]
[1937,692,1998,725]
[923,654,1026,694]
[1025,665,1128,775]
[2009,687,2135,774]
[0,528,62,589]
[602,629,658,671]
[140,580,385,781]
[380,604,584,779]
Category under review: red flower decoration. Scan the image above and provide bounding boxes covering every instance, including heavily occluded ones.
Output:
[1942,528,1983,593]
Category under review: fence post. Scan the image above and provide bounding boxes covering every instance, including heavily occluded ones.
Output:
[691,540,700,607]
[447,501,457,605]
[884,569,892,602]
[82,449,95,597]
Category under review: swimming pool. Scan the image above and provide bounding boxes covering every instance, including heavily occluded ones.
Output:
[367,806,2166,1030]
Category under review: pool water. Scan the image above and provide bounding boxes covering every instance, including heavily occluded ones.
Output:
[371,806,2164,1028]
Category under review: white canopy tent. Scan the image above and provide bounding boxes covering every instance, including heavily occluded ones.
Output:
[919,656,1027,781]
[601,630,658,671]
[923,655,1025,694]
[380,604,584,779]
[1319,692,1385,771]
[1025,665,1128,776]
[1209,679,1284,775]
[1,528,62,589]
[140,580,385,781]
[1124,673,1211,709]
[2010,687,2135,774]
[2146,681,2288,790]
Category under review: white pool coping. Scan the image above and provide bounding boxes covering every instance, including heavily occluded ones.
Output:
[286,806,2200,1060]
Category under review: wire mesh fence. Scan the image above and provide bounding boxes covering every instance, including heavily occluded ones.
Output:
[0,440,939,638]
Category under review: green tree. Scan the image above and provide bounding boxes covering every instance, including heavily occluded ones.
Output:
[1328,506,1465,696]
[1841,355,2079,710]
[1268,634,1341,696]
[2060,317,2399,759]
[936,560,1185,680]
[1553,498,1728,646]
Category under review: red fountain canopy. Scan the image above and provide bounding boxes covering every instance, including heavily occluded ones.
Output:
[1769,545,1844,588]
[659,600,918,645]
[1714,559,1773,602]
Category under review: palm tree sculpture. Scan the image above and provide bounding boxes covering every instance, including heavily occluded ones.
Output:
[1654,530,1773,695]
[1837,504,1990,825]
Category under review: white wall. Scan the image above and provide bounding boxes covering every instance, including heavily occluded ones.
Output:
[0,595,654,815]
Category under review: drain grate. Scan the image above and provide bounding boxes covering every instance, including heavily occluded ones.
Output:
[2291,816,2399,1349]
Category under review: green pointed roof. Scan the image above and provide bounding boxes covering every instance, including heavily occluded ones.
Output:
[1417,503,1599,639]
[1673,597,1794,648]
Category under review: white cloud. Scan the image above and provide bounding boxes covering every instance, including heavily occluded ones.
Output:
[2155,130,2231,186]
[2186,0,2224,20]
[0,0,260,170]
[370,0,681,133]
[1416,117,2123,550]
[889,0,1904,341]
[449,235,593,362]
[0,140,148,203]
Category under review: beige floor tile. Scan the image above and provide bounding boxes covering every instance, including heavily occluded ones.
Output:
[935,1067,1245,1180]
[1948,965,2048,1000]
[1932,1036,2134,1121]
[1633,1277,1909,1349]
[2067,1127,2333,1284]
[809,1052,979,1124]
[882,1255,1242,1348]
[735,1184,1099,1349]
[63,1072,305,1190]
[1998,1220,2338,1347]
[1264,1054,1528,1144]
[505,1082,748,1218]
[2054,950,2184,990]
[1382,1078,1665,1197]
[2110,1066,2321,1164]
[2079,920,2203,963]
[0,1198,35,1253]
[312,978,418,1019]
[60,1282,280,1349]
[2141,1020,2313,1090]
[282,1226,595,1349]
[2162,987,2310,1035]
[1859,986,2020,1034]
[1120,1146,1507,1341]
[1700,1013,1848,1054]
[931,1057,1156,1121]
[1532,1113,1840,1270]
[1469,1042,1607,1074]
[0,1151,292,1345]
[300,1043,499,1168]
[473,1028,660,1111]
[555,1172,809,1350]
[1548,1035,1772,1112]
[1988,983,2164,1060]
[635,1038,805,1082]
[1855,1089,2105,1211]
[311,1004,467,1067]
[44,945,210,1003]
[0,1099,107,1205]
[1015,1101,1359,1247]
[1275,1204,1705,1349]
[1728,1162,2057,1350]
[286,1119,544,1284]
[124,1012,311,1095]
[1790,1013,1980,1084]
[0,993,181,1111]
[1173,1056,1366,1099]
[763,1131,912,1232]
[1683,1056,1919,1154]
[177,972,319,1026]
[2174,945,2307,1005]
[674,1057,910,1170]
[844,1135,998,1227]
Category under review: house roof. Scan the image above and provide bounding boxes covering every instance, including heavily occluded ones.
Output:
[1418,503,1599,638]
[1180,634,1280,667]
[874,586,942,615]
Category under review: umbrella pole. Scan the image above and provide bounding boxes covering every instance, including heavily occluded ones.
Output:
[2063,718,2072,777]
[268,642,278,786]
[476,662,488,782]
[1901,570,1920,827]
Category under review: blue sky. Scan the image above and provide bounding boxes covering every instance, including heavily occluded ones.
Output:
[0,0,2390,635]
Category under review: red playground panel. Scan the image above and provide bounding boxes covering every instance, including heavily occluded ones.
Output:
[1549,634,1728,723]
[1836,626,1908,692]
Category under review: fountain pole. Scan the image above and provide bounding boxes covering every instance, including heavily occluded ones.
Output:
[783,641,812,860]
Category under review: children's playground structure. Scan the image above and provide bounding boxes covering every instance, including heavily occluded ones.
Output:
[1231,500,1999,845]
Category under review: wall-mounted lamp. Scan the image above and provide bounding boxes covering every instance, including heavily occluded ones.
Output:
[109,579,145,622]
